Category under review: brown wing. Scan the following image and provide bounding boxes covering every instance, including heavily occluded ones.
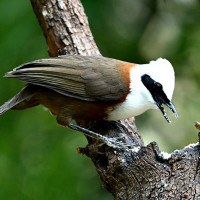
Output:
[5,55,132,101]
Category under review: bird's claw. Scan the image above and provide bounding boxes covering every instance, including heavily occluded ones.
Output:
[101,135,132,148]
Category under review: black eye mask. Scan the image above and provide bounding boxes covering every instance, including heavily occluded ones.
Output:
[141,74,178,123]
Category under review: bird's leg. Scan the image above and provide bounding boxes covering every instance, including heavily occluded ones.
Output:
[67,122,131,149]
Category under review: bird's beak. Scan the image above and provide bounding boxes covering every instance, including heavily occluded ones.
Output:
[157,101,178,123]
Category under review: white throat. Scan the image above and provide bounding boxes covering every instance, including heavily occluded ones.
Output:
[107,66,156,120]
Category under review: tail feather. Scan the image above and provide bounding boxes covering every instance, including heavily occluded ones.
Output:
[0,84,38,115]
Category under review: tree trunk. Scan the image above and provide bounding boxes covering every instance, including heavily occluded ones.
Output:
[30,0,200,199]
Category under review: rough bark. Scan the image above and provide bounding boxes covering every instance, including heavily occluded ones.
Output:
[31,0,100,57]
[30,0,200,199]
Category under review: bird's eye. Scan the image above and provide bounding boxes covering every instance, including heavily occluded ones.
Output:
[155,82,162,89]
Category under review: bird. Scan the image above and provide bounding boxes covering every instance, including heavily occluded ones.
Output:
[0,55,178,148]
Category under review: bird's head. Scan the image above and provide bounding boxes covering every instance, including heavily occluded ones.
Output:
[140,58,178,122]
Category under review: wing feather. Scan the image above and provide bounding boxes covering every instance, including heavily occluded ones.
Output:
[5,55,131,101]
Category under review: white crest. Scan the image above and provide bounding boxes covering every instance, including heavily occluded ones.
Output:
[147,58,175,100]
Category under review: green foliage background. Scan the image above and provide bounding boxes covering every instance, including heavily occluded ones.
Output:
[0,0,200,199]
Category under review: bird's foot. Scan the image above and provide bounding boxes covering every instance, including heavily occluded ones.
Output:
[68,122,132,149]
[101,136,132,148]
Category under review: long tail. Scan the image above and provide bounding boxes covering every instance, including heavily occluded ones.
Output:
[0,84,39,115]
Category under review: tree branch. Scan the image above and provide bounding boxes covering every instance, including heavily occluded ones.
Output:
[30,0,200,199]
[31,0,100,56]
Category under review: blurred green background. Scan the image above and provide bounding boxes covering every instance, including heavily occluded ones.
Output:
[0,0,200,199]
